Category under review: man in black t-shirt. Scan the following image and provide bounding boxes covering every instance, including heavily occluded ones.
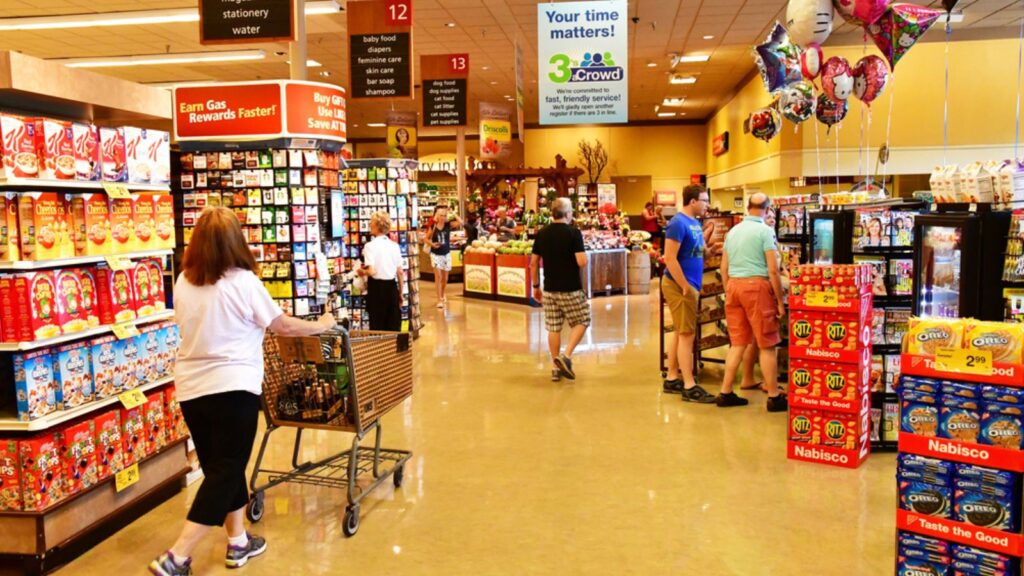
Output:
[531,197,590,382]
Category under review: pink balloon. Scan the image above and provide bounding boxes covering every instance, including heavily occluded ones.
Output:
[802,43,824,80]
[853,55,889,105]
[821,56,855,103]
[832,0,891,27]
[868,3,943,69]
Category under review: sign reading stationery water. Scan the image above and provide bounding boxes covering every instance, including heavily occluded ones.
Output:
[198,0,294,45]
[537,1,628,125]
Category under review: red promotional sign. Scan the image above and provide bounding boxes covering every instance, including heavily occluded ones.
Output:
[786,441,868,469]
[448,54,469,75]
[898,432,1024,472]
[174,81,347,143]
[901,353,1024,387]
[896,509,1024,557]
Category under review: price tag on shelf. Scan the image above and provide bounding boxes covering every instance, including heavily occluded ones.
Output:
[118,388,147,410]
[114,463,140,492]
[805,291,839,308]
[111,323,140,340]
[935,347,993,376]
[104,255,132,271]
[101,182,132,199]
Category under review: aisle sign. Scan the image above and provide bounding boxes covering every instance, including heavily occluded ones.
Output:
[935,347,993,376]
[537,1,628,124]
[119,388,147,410]
[479,102,512,160]
[115,463,140,492]
[421,54,469,127]
[199,0,295,45]
[347,0,413,99]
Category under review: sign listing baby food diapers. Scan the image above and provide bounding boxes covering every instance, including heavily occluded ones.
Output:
[537,1,628,125]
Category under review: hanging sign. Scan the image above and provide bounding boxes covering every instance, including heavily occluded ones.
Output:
[198,0,295,45]
[537,0,629,125]
[421,54,469,127]
[347,0,413,99]
[386,111,418,159]
[479,102,512,161]
[514,39,526,143]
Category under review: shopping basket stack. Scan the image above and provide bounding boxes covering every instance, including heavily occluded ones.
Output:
[247,328,413,537]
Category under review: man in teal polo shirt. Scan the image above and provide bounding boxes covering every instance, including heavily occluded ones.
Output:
[717,193,788,412]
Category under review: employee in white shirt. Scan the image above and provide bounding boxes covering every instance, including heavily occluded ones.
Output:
[357,211,405,331]
[150,207,334,576]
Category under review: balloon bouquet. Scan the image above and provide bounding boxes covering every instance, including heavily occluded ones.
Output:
[748,0,945,142]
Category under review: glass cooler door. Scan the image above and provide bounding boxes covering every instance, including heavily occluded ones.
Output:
[916,224,963,318]
[812,217,835,265]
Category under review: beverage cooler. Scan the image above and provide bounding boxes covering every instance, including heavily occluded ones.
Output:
[913,210,1010,320]
[809,211,855,265]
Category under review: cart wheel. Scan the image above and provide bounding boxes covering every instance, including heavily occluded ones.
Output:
[246,493,265,523]
[661,371,667,379]
[343,505,360,537]
[393,465,405,489]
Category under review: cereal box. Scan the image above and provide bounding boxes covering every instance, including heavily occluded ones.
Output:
[0,439,22,511]
[13,349,57,421]
[18,192,68,261]
[139,324,161,383]
[151,324,170,379]
[153,194,175,249]
[131,261,157,317]
[147,258,165,312]
[72,122,100,181]
[0,114,39,179]
[147,129,171,185]
[19,432,66,511]
[76,267,101,327]
[99,126,126,183]
[143,391,167,456]
[89,335,119,398]
[0,274,32,342]
[54,341,93,410]
[119,333,140,392]
[69,193,111,256]
[120,406,144,466]
[131,193,156,251]
[95,265,136,324]
[164,322,179,374]
[789,408,820,444]
[123,127,151,184]
[10,271,62,340]
[108,196,134,253]
[964,321,1024,365]
[54,269,88,335]
[163,386,188,442]
[93,409,124,479]
[61,420,98,495]
[34,118,75,180]
[0,193,19,262]
[906,318,965,356]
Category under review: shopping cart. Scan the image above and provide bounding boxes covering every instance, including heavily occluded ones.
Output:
[246,328,413,537]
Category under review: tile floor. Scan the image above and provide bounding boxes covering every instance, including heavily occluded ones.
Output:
[60,285,897,575]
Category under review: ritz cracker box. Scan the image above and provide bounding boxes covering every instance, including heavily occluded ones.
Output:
[34,118,75,181]
[68,193,111,256]
[55,340,94,410]
[61,419,98,494]
[19,431,66,512]
[0,439,22,511]
[93,409,125,480]
[13,349,57,421]
[94,265,137,324]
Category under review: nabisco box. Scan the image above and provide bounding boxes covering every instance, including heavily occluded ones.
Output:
[99,126,126,183]
[153,194,174,249]
[131,193,156,251]
[34,119,75,180]
[17,192,67,261]
[108,196,134,254]
[69,193,110,256]
[124,127,150,184]
[0,114,39,179]
[72,122,100,181]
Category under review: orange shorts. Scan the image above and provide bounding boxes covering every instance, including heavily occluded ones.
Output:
[725,277,781,349]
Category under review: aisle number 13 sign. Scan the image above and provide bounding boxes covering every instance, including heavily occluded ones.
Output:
[449,54,469,74]
[385,0,412,25]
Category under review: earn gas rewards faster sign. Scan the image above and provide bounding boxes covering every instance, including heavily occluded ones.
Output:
[537,0,628,125]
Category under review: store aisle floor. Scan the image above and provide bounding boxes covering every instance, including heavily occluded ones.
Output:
[61,286,895,575]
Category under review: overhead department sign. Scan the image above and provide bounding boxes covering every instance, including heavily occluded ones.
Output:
[537,1,628,125]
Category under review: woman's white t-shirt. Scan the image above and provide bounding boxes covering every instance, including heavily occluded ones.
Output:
[362,235,404,280]
[173,268,284,402]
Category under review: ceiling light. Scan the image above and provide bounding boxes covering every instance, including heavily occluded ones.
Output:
[646,62,657,68]
[679,54,710,63]
[285,59,322,67]
[445,22,456,27]
[944,12,964,23]
[669,75,697,85]
[657,112,677,118]
[490,81,498,85]
[366,123,386,127]
[662,98,685,107]
[0,1,340,31]
[55,49,266,68]
[702,35,714,40]
[482,66,490,70]
[319,70,331,77]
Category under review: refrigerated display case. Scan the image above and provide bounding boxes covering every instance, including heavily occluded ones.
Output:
[913,210,1010,321]
[809,211,855,264]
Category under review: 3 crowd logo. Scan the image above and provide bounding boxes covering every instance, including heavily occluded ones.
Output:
[548,51,624,83]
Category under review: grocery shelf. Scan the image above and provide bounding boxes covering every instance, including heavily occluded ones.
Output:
[0,176,170,192]
[0,376,173,432]
[0,249,173,270]
[0,309,174,352]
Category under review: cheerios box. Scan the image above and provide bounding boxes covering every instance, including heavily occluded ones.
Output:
[18,431,66,512]
[54,341,93,410]
[75,267,101,328]
[0,439,23,511]
[143,391,167,456]
[93,409,124,480]
[107,196,134,254]
[17,192,67,261]
[94,265,136,324]
[53,268,88,335]
[153,194,175,249]
[60,419,98,495]
[14,349,57,421]
[89,335,121,399]
[119,406,144,466]
[131,193,155,251]
[68,194,110,256]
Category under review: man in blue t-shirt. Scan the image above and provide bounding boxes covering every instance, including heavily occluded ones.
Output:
[662,185,716,403]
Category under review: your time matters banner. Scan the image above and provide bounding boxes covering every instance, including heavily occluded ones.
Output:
[537,0,628,125]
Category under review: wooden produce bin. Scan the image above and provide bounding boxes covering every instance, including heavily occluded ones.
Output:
[495,254,539,307]
[463,251,496,300]
[581,249,628,298]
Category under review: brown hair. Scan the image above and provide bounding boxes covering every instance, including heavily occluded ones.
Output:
[182,206,257,286]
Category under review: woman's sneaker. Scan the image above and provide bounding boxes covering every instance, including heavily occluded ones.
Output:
[226,533,267,568]
[149,552,192,576]
[551,369,562,382]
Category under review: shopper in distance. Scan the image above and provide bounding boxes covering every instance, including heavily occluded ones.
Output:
[718,193,788,412]
[530,197,590,382]
[660,185,717,403]
[428,204,462,309]
[151,207,335,576]
[357,211,406,332]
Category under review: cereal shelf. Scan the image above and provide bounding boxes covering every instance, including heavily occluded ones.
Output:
[0,309,174,352]
[0,248,173,270]
[0,176,170,192]
[0,375,173,432]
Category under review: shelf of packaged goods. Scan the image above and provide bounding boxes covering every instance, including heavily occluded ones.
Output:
[853,246,914,254]
[700,289,724,298]
[901,353,1024,387]
[0,249,174,271]
[0,376,173,432]
[896,509,1024,557]
[697,315,726,326]
[899,432,1024,472]
[778,235,808,243]
[699,337,730,352]
[0,177,171,192]
[0,309,174,352]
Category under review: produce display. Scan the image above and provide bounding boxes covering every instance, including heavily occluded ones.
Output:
[464,236,534,256]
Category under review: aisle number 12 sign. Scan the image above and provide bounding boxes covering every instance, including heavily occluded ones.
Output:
[385,0,412,25]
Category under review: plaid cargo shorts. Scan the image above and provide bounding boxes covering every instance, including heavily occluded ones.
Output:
[543,290,591,332]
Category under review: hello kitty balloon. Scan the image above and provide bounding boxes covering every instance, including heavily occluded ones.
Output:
[786,0,834,45]
[868,3,942,69]
[853,55,889,105]
[821,56,854,103]
[832,0,890,27]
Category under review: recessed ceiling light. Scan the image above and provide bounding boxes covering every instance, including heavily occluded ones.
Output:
[366,123,386,128]
[490,81,497,85]
[445,22,456,27]
[646,62,657,68]
[662,98,685,107]
[702,35,714,40]
[319,70,331,77]
[678,54,710,63]
[352,124,359,128]
[657,112,677,118]
[285,59,322,67]
[55,49,265,68]
[669,74,697,85]
[482,66,490,70]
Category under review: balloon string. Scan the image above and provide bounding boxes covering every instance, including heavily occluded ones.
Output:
[867,108,873,191]
[943,19,951,167]
[836,122,841,193]
[859,101,866,183]
[882,72,898,185]
[1016,16,1023,160]
[815,118,823,197]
